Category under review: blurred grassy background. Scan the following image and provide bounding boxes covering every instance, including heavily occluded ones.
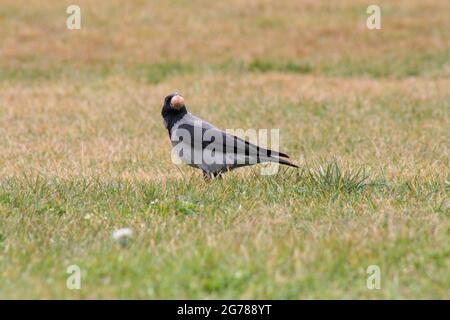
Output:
[1,0,449,81]
[0,0,448,299]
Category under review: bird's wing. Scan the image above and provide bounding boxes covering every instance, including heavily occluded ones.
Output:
[174,116,289,159]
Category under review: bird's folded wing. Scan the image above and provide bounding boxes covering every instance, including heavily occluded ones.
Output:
[176,121,288,158]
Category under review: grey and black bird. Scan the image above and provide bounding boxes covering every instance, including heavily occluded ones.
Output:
[161,93,298,179]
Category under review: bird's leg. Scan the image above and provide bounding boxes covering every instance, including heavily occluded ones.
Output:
[213,172,223,180]
[202,171,212,181]
[202,171,222,181]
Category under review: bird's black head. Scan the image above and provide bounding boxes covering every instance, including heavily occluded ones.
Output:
[161,93,187,131]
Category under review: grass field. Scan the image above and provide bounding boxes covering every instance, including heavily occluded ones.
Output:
[0,0,449,299]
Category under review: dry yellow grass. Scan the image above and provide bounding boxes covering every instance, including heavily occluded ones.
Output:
[1,0,449,69]
[1,75,448,180]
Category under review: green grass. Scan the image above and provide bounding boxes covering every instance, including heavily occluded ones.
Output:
[1,48,448,83]
[0,161,447,299]
[131,62,195,84]
[247,60,314,74]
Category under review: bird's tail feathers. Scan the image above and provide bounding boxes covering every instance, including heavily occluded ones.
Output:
[258,156,299,168]
[265,149,290,158]
[279,152,290,158]
[275,157,299,168]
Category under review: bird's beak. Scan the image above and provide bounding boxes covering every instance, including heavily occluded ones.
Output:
[170,95,185,110]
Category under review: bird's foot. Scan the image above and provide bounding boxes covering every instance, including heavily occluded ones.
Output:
[202,171,222,181]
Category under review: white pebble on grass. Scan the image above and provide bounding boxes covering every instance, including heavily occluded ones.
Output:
[112,228,133,246]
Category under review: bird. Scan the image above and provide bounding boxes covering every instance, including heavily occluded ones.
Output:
[161,93,298,179]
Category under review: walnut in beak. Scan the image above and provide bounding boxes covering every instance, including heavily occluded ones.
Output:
[170,95,185,110]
